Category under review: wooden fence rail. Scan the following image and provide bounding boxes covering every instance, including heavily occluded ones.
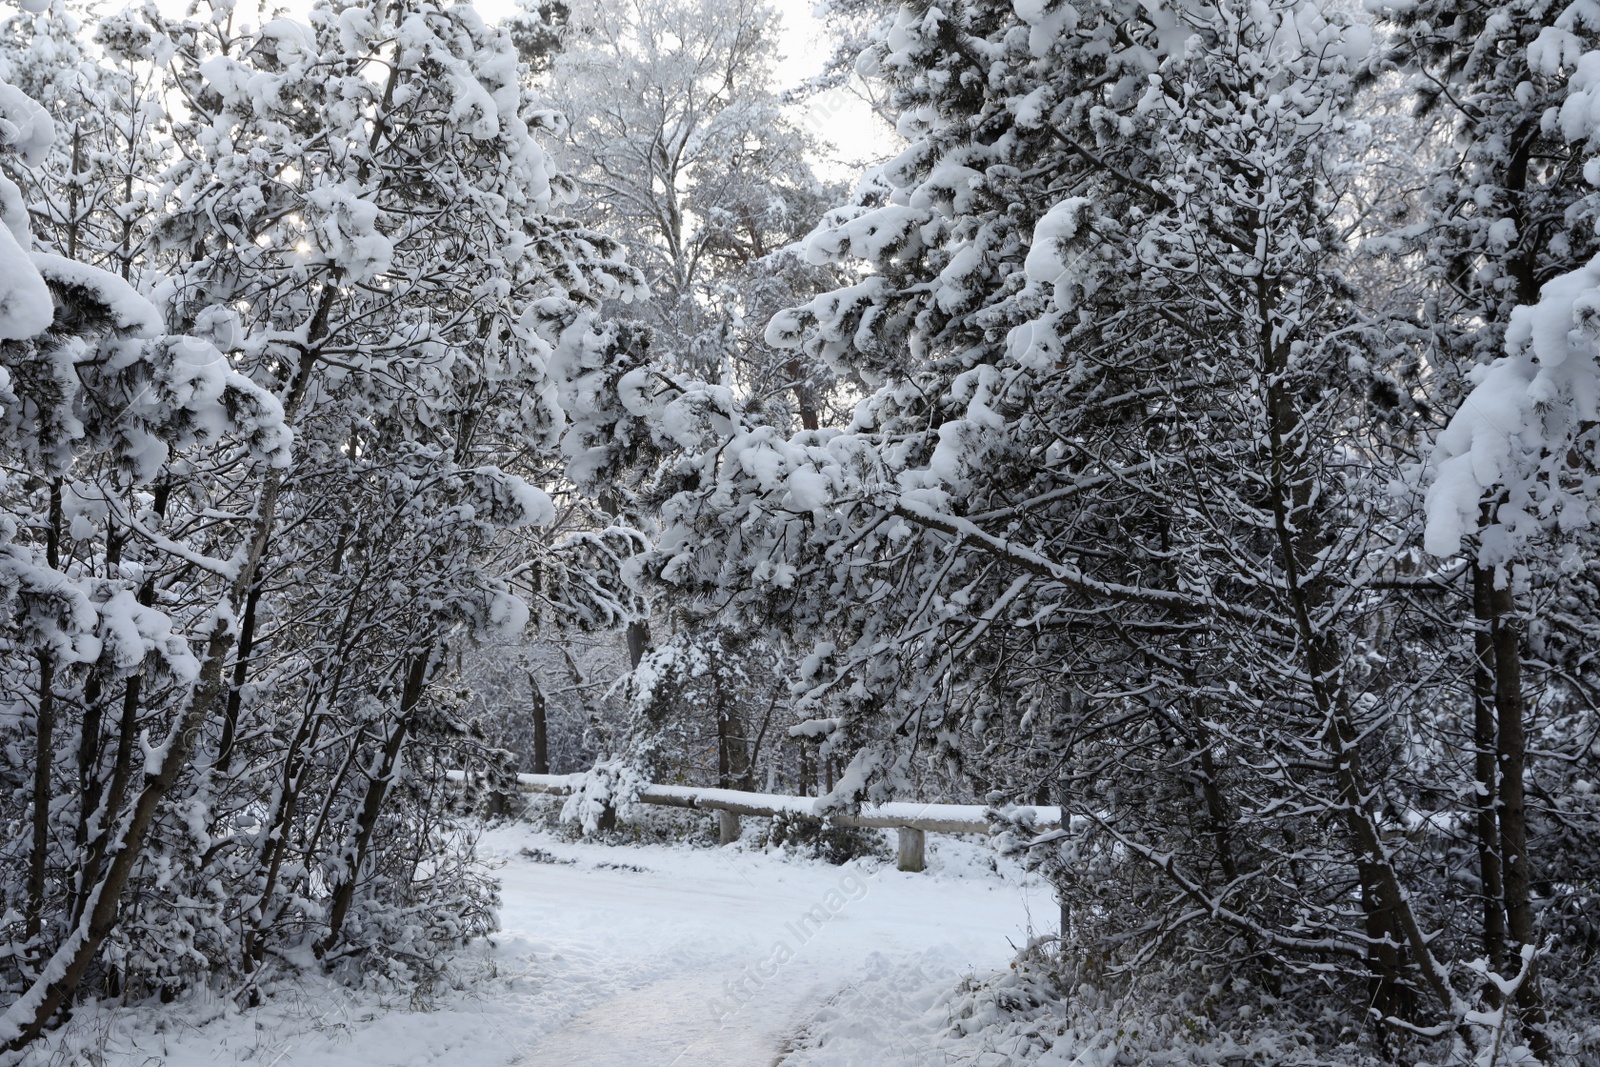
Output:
[456,770,1063,873]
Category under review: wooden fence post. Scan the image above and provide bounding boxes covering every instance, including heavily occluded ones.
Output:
[896,827,926,872]
[718,809,741,845]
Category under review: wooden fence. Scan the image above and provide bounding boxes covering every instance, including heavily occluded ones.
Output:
[479,771,1063,873]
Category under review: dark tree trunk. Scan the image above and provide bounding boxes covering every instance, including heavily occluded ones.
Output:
[599,488,651,671]
[785,357,819,432]
[1258,296,1455,1033]
[1488,580,1549,1057]
[625,620,649,670]
[1472,566,1507,988]
[25,480,64,953]
[717,711,730,790]
[315,649,433,959]
[25,651,56,952]
[529,674,549,775]
[712,663,750,790]
[217,576,266,774]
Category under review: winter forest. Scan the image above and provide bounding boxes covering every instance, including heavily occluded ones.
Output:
[0,0,1598,1061]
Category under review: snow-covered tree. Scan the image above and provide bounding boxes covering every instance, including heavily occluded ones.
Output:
[0,0,647,1049]
[1377,0,1600,1046]
[0,0,168,279]
[541,0,845,423]
[523,0,855,788]
[0,37,294,1045]
[630,0,1587,1052]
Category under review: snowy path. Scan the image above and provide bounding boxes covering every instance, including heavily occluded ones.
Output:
[19,824,1052,1066]
[495,827,1048,1066]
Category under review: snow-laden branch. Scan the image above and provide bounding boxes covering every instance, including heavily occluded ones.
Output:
[888,496,1287,627]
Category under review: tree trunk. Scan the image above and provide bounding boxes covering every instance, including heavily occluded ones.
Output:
[715,668,750,792]
[599,488,651,671]
[1259,299,1455,1034]
[1472,565,1507,988]
[1358,856,1415,1030]
[217,576,266,774]
[315,648,434,958]
[26,481,65,951]
[530,674,549,775]
[625,620,650,670]
[73,670,105,906]
[717,705,731,790]
[1488,579,1549,1057]
[25,651,56,954]
[785,357,819,432]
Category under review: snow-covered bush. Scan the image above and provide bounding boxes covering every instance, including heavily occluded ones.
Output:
[559,758,648,835]
[761,812,888,866]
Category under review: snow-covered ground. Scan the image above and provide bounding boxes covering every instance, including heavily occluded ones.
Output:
[18,820,1057,1066]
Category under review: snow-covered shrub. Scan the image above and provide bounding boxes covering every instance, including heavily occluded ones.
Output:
[559,758,648,835]
[325,823,501,1001]
[934,952,1377,1067]
[762,812,888,867]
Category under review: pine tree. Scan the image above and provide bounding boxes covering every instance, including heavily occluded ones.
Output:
[639,0,1552,1051]
[527,0,851,786]
[1380,0,1600,1046]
